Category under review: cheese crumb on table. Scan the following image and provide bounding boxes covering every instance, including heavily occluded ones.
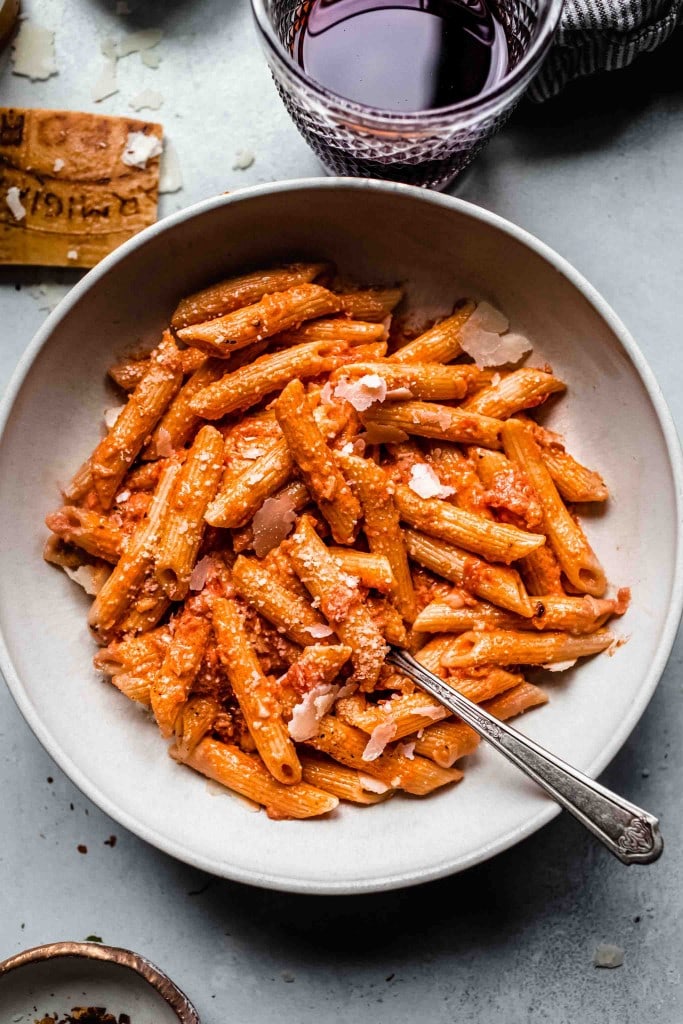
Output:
[5,186,26,221]
[121,130,163,168]
[11,20,58,81]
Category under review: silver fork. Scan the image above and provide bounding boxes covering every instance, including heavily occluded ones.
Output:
[386,647,663,865]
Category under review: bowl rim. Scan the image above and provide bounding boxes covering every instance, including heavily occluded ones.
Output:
[1,177,682,894]
[0,940,200,1022]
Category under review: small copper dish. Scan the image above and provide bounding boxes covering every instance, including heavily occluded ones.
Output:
[0,941,200,1023]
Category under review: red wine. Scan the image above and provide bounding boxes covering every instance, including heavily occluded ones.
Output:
[292,0,509,112]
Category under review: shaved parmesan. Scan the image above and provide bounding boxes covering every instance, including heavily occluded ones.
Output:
[92,58,118,102]
[288,683,340,742]
[241,445,266,460]
[100,36,118,60]
[459,302,531,369]
[117,28,163,58]
[252,491,297,558]
[303,623,335,639]
[6,187,26,221]
[53,158,65,172]
[142,50,162,68]
[129,88,164,111]
[320,381,335,405]
[397,741,416,760]
[103,405,124,429]
[159,138,183,194]
[115,489,131,503]
[189,555,213,592]
[63,564,109,596]
[11,21,58,81]
[67,249,79,260]
[121,131,163,169]
[155,426,174,457]
[358,774,390,794]
[542,659,577,672]
[408,463,455,500]
[467,301,510,335]
[362,721,397,761]
[385,387,413,400]
[334,373,387,412]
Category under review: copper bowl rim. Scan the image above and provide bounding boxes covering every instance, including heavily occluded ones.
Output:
[0,941,200,1023]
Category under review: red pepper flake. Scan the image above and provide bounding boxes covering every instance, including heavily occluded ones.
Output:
[77,844,88,854]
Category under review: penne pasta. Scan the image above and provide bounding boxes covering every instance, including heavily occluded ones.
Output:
[336,287,403,321]
[287,515,388,690]
[326,548,395,593]
[212,596,302,784]
[189,340,333,419]
[88,462,180,640]
[155,425,224,600]
[307,716,462,795]
[363,400,503,449]
[231,554,330,647]
[150,609,211,737]
[276,318,386,345]
[48,259,628,824]
[274,378,361,544]
[172,738,338,819]
[413,593,618,634]
[176,283,341,355]
[440,628,614,668]
[461,368,566,418]
[394,484,545,564]
[392,301,476,363]
[501,419,606,595]
[45,506,125,564]
[73,360,182,509]
[171,262,330,329]
[299,754,392,804]
[206,438,294,529]
[334,361,478,401]
[337,452,417,622]
[413,681,548,766]
[173,695,223,760]
[404,528,535,617]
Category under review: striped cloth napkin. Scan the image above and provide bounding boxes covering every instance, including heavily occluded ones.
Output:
[528,0,683,100]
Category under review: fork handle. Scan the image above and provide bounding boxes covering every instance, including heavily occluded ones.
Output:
[387,648,662,865]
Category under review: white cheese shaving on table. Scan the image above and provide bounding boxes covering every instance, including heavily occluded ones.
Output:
[362,721,397,761]
[159,138,183,194]
[233,149,255,170]
[117,28,163,58]
[121,131,163,169]
[334,373,387,412]
[142,50,162,68]
[129,88,164,111]
[92,58,119,102]
[11,21,58,81]
[408,463,455,500]
[5,187,26,221]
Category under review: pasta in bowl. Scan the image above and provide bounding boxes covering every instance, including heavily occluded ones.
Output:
[45,260,630,820]
[1,180,680,891]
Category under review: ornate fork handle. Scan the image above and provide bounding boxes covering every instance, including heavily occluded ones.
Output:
[387,647,663,865]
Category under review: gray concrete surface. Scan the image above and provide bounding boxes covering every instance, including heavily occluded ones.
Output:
[1,2,682,1021]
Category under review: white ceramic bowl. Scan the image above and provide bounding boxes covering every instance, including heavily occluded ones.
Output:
[0,179,681,894]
